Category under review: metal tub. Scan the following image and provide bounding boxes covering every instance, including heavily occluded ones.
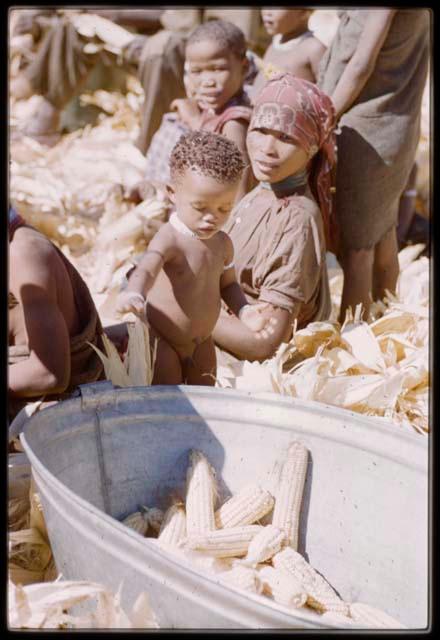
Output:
[20,383,428,629]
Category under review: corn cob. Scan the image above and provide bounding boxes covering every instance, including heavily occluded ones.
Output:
[258,565,307,609]
[220,564,263,594]
[122,510,149,536]
[271,441,308,550]
[272,548,349,615]
[181,551,233,575]
[349,603,406,629]
[143,507,164,535]
[320,611,356,627]
[185,525,263,558]
[242,525,285,566]
[185,451,217,536]
[215,484,274,529]
[158,503,186,547]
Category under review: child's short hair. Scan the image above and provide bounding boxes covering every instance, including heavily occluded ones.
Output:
[186,20,247,59]
[170,131,245,184]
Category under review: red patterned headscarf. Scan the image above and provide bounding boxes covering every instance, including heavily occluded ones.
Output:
[250,73,338,252]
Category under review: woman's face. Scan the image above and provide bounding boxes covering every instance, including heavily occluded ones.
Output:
[185,39,247,112]
[247,127,310,183]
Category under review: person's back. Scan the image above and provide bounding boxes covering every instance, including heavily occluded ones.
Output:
[251,9,326,99]
[8,207,103,417]
[9,223,80,344]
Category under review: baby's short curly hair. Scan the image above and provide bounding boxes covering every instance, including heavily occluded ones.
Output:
[170,130,245,184]
[186,19,247,59]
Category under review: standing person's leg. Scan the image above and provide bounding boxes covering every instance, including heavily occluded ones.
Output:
[396,162,418,248]
[136,31,187,155]
[372,225,400,303]
[338,247,374,323]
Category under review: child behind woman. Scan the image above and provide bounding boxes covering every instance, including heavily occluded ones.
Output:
[250,9,326,100]
[137,19,254,201]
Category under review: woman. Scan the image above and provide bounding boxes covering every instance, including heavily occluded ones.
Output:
[213,72,336,362]
[317,9,430,321]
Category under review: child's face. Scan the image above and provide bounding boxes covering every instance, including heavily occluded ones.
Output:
[247,127,309,183]
[185,39,248,112]
[170,168,239,239]
[261,9,311,37]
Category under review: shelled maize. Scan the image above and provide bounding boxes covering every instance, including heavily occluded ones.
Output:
[271,442,308,551]
[185,525,263,558]
[113,442,406,629]
[242,525,285,566]
[185,451,218,536]
[272,547,350,616]
[258,565,307,609]
[219,564,263,595]
[158,503,187,548]
[214,484,274,529]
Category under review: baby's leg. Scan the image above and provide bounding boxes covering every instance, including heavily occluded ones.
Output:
[184,337,217,386]
[149,325,183,385]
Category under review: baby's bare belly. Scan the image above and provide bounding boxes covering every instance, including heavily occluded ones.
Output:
[146,283,221,356]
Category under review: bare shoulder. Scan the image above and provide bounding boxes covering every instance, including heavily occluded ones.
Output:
[149,221,177,248]
[215,230,234,263]
[303,34,327,56]
[140,221,179,264]
[221,119,249,149]
[217,230,233,251]
[10,228,57,277]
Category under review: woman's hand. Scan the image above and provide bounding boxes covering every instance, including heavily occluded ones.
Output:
[239,302,278,334]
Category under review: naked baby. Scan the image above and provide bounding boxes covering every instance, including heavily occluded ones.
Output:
[116,131,275,385]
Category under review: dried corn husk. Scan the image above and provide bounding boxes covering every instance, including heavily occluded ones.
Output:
[294,322,340,358]
[126,320,157,386]
[8,579,159,629]
[89,319,156,387]
[68,13,136,51]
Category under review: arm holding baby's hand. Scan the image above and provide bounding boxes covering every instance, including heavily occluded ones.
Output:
[219,235,278,334]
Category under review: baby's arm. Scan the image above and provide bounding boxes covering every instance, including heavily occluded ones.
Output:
[330,9,396,119]
[221,119,255,200]
[116,227,175,316]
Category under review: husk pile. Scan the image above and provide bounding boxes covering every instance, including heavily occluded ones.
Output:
[8,464,159,629]
[8,580,159,629]
[217,243,429,435]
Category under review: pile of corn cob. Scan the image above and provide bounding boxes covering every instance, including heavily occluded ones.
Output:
[121,444,405,629]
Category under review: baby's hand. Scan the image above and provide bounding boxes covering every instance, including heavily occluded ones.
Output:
[239,303,278,334]
[116,291,146,318]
